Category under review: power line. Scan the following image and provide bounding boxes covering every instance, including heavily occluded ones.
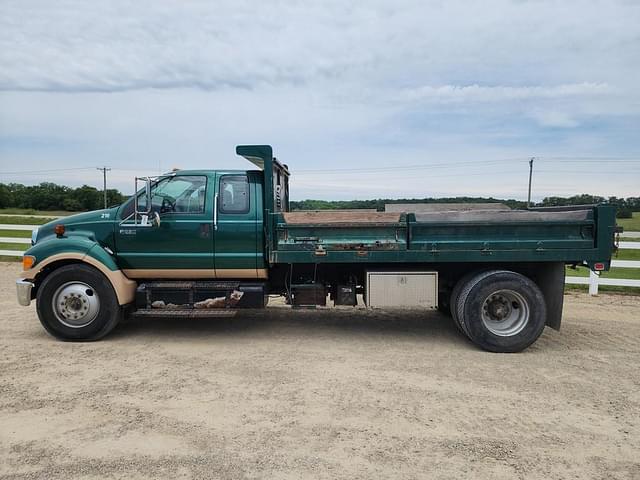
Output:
[540,156,640,160]
[295,158,524,173]
[296,168,640,179]
[295,157,640,174]
[0,167,97,175]
[1,157,638,177]
[536,159,640,164]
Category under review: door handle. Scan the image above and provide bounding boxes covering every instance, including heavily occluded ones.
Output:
[213,193,219,231]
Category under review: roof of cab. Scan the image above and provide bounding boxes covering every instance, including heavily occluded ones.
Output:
[168,169,259,176]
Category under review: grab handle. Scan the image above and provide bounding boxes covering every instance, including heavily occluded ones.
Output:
[214,193,219,231]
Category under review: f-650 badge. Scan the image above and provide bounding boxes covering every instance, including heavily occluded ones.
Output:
[119,229,136,235]
[101,213,110,219]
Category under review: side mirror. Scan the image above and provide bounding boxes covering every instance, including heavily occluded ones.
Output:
[135,177,152,215]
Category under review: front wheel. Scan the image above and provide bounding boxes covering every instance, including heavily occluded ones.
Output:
[36,264,123,341]
[456,270,547,353]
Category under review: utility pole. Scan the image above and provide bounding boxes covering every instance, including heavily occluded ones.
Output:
[97,166,111,209]
[527,157,534,208]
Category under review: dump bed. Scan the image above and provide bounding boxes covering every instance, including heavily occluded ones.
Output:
[270,205,616,268]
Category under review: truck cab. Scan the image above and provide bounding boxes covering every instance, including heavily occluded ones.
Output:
[114,169,267,279]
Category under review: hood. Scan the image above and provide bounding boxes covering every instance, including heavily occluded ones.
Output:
[33,206,120,247]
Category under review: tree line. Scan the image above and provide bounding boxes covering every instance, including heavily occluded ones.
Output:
[0,182,125,212]
[0,181,637,217]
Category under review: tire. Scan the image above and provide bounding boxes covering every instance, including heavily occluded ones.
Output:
[36,264,123,341]
[456,270,547,353]
[449,271,480,336]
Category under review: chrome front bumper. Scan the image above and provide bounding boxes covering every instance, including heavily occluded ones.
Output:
[16,279,34,306]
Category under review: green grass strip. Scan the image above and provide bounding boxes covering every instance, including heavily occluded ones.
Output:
[565,284,640,295]
[615,249,640,261]
[566,266,640,280]
[0,229,31,238]
[0,242,29,251]
[617,212,640,231]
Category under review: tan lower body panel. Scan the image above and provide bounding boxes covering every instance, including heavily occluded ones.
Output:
[22,253,137,306]
[122,268,268,280]
[217,269,268,279]
[123,269,215,279]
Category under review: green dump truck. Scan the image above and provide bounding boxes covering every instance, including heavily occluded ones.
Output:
[16,145,617,352]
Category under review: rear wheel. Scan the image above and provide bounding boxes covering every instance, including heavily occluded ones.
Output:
[449,271,480,336]
[456,270,547,352]
[36,264,123,341]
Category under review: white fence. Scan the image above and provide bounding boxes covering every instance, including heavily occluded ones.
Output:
[1,222,639,294]
[0,224,37,231]
[0,237,30,244]
[565,260,640,294]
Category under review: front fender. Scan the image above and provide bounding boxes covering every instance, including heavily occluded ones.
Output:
[21,236,136,305]
[26,235,98,267]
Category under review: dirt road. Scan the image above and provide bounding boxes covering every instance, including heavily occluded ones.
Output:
[1,261,639,479]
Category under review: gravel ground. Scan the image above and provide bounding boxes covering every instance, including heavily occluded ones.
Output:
[1,261,639,479]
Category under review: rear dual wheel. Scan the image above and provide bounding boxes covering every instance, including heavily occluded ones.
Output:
[451,270,547,352]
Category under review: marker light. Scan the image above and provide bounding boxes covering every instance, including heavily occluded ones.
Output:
[54,224,65,237]
[23,255,35,270]
[594,263,605,271]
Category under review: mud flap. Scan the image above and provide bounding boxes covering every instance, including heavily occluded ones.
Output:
[535,262,565,331]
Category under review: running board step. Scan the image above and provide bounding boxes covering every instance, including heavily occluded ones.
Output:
[130,309,238,318]
[134,281,266,310]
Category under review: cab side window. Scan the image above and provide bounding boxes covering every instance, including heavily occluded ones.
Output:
[219,175,249,214]
[138,175,207,215]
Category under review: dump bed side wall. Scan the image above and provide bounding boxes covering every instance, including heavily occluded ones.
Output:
[271,205,616,267]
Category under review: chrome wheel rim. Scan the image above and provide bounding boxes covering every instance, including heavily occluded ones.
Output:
[52,282,100,328]
[481,289,529,337]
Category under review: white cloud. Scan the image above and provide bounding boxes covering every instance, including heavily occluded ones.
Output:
[527,110,580,128]
[396,83,611,104]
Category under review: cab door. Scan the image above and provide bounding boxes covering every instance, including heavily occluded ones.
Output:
[115,174,215,278]
[214,173,263,278]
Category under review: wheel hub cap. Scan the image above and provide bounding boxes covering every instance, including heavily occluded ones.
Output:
[481,290,529,337]
[486,295,512,321]
[52,282,100,328]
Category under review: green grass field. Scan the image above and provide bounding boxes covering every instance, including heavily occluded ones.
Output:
[0,229,31,238]
[566,284,640,294]
[617,212,640,231]
[565,266,640,280]
[615,249,640,260]
[0,242,29,252]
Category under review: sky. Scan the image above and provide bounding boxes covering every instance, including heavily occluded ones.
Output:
[0,0,639,201]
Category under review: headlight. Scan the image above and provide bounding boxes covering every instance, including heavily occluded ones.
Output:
[31,227,39,246]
